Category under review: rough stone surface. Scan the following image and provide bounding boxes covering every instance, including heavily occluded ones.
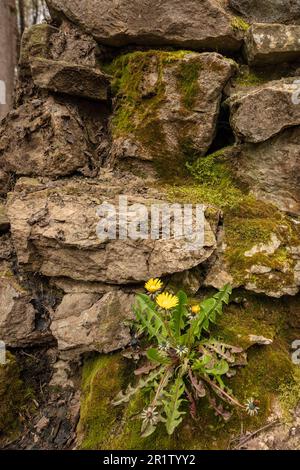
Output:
[51,291,135,356]
[7,177,218,284]
[110,51,237,167]
[235,128,300,215]
[229,0,300,25]
[245,23,300,65]
[229,79,300,143]
[0,96,105,178]
[204,222,300,298]
[0,262,36,347]
[30,58,109,101]
[46,0,243,51]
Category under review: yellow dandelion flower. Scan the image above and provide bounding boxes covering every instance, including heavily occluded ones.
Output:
[145,278,163,293]
[191,305,201,315]
[156,292,179,310]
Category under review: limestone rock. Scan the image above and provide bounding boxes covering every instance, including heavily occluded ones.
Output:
[0,96,102,177]
[30,58,109,101]
[204,216,300,298]
[47,0,243,52]
[229,0,300,25]
[110,51,237,170]
[6,177,218,284]
[229,79,300,143]
[19,23,109,101]
[51,291,135,356]
[245,24,300,65]
[235,128,300,215]
[0,262,36,347]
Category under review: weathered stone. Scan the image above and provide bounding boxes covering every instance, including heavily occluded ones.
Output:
[0,262,36,347]
[229,79,300,143]
[0,203,9,233]
[245,24,300,65]
[110,51,237,171]
[229,0,300,25]
[7,177,218,284]
[47,0,243,52]
[19,24,58,71]
[51,291,134,356]
[235,128,300,215]
[30,58,109,101]
[204,211,300,298]
[0,96,100,177]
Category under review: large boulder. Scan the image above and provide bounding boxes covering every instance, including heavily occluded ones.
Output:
[6,177,218,284]
[46,0,243,51]
[0,96,106,178]
[51,291,135,357]
[228,78,300,143]
[109,51,237,173]
[245,24,300,65]
[229,0,300,25]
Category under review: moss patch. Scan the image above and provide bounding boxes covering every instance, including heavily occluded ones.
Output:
[0,352,29,443]
[231,16,250,32]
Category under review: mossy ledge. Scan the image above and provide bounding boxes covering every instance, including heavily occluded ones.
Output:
[77,293,298,450]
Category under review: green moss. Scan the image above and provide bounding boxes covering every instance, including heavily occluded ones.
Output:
[78,354,132,450]
[236,69,267,87]
[278,368,300,423]
[231,16,251,32]
[176,59,202,109]
[0,352,28,442]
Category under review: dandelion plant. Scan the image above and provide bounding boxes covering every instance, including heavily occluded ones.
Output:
[113,279,255,437]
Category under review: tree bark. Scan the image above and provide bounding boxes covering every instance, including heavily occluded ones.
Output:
[0,0,17,121]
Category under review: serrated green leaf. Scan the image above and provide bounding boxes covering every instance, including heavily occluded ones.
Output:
[147,348,172,365]
[134,293,168,342]
[162,375,186,435]
[112,367,164,406]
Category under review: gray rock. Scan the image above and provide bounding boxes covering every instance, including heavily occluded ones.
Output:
[110,51,237,168]
[235,127,300,215]
[0,96,102,177]
[0,262,36,347]
[47,0,243,51]
[245,23,300,65]
[51,291,135,356]
[6,177,218,284]
[229,0,300,25]
[229,79,300,143]
[30,58,109,101]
